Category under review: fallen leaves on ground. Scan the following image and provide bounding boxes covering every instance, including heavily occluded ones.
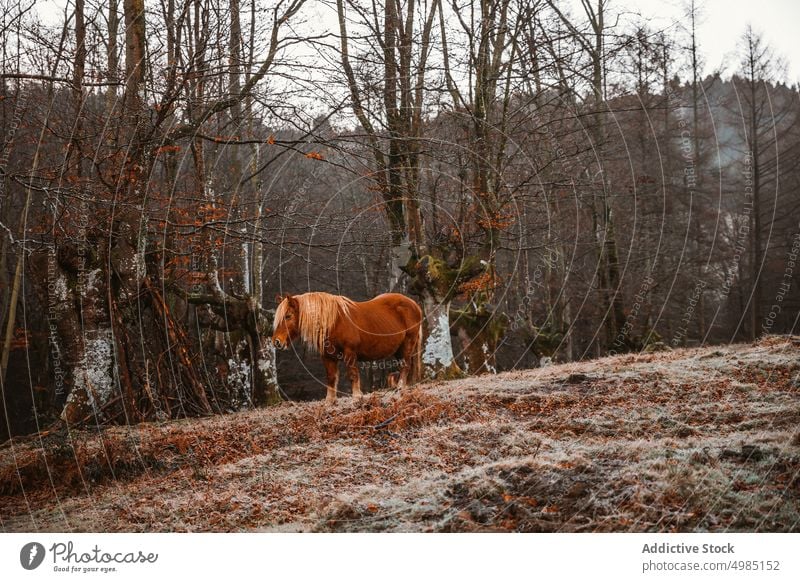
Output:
[1,337,798,532]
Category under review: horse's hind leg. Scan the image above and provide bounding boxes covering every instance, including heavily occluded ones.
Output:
[322,357,340,405]
[344,349,363,400]
[397,334,416,389]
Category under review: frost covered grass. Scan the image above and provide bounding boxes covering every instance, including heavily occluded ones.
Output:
[1,337,798,532]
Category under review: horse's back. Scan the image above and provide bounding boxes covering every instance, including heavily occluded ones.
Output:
[366,292,420,310]
[365,293,421,323]
[346,293,421,335]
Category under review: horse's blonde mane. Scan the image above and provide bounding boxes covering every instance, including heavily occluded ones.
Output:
[274,292,354,353]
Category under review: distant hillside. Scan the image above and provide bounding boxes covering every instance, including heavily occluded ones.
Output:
[1,337,798,532]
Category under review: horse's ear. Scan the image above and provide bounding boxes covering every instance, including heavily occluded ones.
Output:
[275,293,284,305]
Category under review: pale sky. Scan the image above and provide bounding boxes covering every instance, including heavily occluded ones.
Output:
[32,0,800,85]
[616,0,800,84]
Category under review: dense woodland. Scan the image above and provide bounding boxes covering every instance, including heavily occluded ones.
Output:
[1,0,799,439]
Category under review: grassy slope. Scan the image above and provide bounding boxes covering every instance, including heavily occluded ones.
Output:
[1,337,798,532]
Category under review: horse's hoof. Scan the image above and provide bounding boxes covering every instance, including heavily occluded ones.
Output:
[325,398,337,406]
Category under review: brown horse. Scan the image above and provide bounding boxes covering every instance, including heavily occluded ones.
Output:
[272,292,423,403]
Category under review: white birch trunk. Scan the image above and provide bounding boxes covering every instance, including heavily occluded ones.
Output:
[421,296,460,379]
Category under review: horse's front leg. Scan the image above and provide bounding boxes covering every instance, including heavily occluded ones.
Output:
[344,349,362,400]
[322,357,339,405]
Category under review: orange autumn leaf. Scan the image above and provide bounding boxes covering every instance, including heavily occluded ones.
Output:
[457,271,500,295]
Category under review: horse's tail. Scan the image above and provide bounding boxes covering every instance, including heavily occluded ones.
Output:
[409,322,423,384]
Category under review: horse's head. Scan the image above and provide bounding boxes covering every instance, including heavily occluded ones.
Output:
[272,293,300,350]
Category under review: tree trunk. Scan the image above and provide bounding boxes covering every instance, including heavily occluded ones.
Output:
[421,295,461,379]
[252,329,281,405]
[59,252,116,423]
[748,52,762,340]
[58,0,150,422]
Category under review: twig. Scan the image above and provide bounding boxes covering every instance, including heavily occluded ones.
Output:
[372,413,399,430]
